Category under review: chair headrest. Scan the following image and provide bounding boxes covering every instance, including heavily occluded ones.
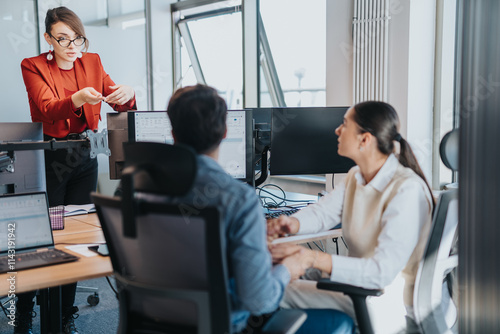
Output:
[123,142,197,196]
[120,142,197,238]
[440,129,459,172]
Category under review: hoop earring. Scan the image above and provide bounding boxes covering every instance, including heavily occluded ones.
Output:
[47,45,53,61]
[359,146,364,152]
[77,51,82,58]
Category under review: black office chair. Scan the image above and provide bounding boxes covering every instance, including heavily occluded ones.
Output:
[316,129,460,334]
[93,142,306,334]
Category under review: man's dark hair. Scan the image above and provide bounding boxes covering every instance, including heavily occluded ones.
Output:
[167,84,227,154]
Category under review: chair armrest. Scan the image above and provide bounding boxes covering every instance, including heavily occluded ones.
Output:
[317,279,383,334]
[261,309,307,334]
[317,279,383,297]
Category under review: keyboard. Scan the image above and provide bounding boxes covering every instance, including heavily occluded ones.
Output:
[265,208,300,219]
[0,248,78,273]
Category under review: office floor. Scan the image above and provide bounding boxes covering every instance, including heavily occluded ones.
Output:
[0,277,119,333]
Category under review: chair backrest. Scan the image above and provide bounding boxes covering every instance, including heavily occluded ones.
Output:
[92,194,230,334]
[122,142,197,196]
[120,142,197,237]
[413,192,459,331]
[440,129,459,172]
[94,142,230,333]
[413,128,460,333]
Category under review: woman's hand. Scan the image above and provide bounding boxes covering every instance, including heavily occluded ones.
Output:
[72,87,105,108]
[271,245,317,281]
[267,215,300,242]
[104,84,135,105]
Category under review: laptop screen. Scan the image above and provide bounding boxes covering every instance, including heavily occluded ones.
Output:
[0,193,54,253]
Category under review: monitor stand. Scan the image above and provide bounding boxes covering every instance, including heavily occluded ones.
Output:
[255,146,269,187]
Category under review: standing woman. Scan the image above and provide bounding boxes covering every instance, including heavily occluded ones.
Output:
[268,101,434,333]
[17,6,136,334]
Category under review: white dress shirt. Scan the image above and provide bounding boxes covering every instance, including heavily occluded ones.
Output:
[293,154,432,292]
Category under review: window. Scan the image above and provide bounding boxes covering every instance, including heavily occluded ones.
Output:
[172,0,326,109]
[260,0,326,107]
[172,1,243,109]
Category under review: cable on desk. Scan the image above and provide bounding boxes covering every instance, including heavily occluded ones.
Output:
[257,184,316,206]
[257,184,286,208]
[259,195,284,209]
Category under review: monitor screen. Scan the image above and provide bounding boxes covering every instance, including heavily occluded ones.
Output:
[0,123,46,195]
[127,110,254,185]
[219,109,253,184]
[270,107,355,175]
[128,111,174,144]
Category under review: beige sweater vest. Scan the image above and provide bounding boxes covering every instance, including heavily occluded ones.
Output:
[342,163,432,306]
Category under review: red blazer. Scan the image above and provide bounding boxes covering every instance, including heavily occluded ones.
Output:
[21,52,137,138]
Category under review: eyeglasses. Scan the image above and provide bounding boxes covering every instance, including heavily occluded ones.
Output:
[49,34,86,48]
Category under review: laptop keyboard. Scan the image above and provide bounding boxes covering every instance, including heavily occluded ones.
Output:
[265,208,300,219]
[0,248,78,273]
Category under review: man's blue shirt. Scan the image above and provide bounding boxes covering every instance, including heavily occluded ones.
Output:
[160,154,290,333]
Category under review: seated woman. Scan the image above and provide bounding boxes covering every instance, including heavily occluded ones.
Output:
[268,101,434,333]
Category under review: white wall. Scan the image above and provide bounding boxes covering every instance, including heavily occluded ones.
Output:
[326,0,353,106]
[389,0,436,181]
[149,0,176,110]
[0,1,38,123]
[325,0,436,185]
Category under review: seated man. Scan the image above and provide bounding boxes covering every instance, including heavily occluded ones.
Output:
[165,84,353,334]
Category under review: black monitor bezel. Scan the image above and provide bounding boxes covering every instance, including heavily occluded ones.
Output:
[270,107,355,176]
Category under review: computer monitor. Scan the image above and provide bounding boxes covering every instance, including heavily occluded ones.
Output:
[270,107,355,175]
[126,110,254,185]
[219,109,254,185]
[0,123,46,195]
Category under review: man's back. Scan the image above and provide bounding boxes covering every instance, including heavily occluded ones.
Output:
[162,155,290,333]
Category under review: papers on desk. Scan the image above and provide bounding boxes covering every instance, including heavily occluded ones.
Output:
[64,204,96,217]
[65,244,99,257]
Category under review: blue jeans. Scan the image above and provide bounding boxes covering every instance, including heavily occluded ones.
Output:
[296,309,354,334]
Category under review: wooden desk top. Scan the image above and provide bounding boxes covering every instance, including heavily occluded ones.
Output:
[67,213,101,228]
[0,213,112,295]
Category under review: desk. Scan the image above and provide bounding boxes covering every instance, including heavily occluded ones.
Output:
[271,229,342,246]
[0,213,112,333]
[262,188,342,251]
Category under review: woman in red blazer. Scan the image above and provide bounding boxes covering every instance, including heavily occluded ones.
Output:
[17,7,136,334]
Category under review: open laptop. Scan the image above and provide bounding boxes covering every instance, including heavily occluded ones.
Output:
[0,192,78,273]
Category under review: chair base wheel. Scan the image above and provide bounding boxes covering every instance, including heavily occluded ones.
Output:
[87,292,100,306]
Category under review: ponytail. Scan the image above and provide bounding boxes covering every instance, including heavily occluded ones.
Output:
[398,138,435,209]
[353,101,435,209]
